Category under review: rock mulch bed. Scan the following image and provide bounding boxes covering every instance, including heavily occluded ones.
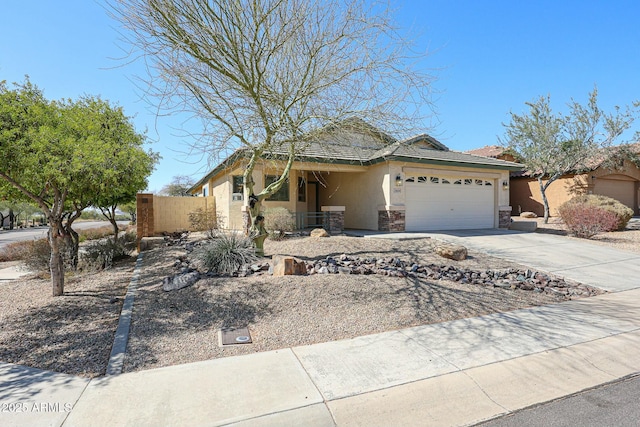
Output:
[164,234,601,299]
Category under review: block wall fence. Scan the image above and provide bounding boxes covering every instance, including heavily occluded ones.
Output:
[136,193,216,238]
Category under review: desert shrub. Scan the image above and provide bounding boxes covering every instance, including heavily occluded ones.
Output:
[79,225,127,242]
[80,232,137,270]
[264,207,296,240]
[0,241,31,262]
[558,202,620,239]
[189,207,223,238]
[25,238,57,272]
[193,231,257,275]
[563,194,633,231]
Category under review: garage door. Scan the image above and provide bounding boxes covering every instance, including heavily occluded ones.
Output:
[594,176,636,212]
[405,174,495,231]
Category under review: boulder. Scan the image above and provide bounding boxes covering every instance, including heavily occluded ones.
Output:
[163,271,201,291]
[435,244,468,261]
[310,228,330,238]
[520,211,538,218]
[272,255,308,276]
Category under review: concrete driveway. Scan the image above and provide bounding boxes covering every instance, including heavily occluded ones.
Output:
[357,228,640,292]
[416,229,640,292]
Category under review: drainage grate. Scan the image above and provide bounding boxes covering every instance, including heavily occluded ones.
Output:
[220,326,252,346]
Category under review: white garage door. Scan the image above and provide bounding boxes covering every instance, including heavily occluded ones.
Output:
[405,174,495,231]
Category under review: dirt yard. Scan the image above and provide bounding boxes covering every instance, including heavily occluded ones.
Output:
[1,220,637,377]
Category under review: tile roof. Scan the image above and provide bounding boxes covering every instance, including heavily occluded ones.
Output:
[466,145,506,158]
[190,123,523,191]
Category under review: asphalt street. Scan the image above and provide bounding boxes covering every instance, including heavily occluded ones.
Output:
[0,221,128,250]
[478,374,640,427]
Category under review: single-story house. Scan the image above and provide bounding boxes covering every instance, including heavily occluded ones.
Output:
[467,144,640,216]
[190,122,522,232]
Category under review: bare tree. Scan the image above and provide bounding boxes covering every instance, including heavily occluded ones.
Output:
[109,0,435,252]
[158,175,196,196]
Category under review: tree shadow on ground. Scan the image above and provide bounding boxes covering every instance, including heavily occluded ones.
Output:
[124,263,274,371]
[0,276,129,379]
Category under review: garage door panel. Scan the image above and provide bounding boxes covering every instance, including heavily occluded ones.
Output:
[405,176,495,231]
[594,178,635,211]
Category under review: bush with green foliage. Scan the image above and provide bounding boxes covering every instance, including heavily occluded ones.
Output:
[558,202,620,239]
[80,232,137,270]
[264,207,296,240]
[561,194,633,231]
[193,231,257,275]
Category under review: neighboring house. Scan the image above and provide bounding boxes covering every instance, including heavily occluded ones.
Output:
[467,144,640,216]
[190,122,522,232]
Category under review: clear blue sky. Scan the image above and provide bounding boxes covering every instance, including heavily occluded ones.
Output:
[2,0,640,192]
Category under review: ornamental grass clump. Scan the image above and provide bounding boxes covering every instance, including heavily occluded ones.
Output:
[558,202,620,239]
[194,231,257,275]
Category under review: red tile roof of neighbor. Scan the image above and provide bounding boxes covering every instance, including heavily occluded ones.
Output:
[465,145,506,158]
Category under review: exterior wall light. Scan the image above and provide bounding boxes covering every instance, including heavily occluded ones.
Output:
[502,180,509,190]
[395,173,403,186]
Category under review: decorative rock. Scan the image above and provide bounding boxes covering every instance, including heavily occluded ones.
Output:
[272,255,308,276]
[310,228,330,238]
[520,211,538,218]
[163,271,201,291]
[435,244,468,261]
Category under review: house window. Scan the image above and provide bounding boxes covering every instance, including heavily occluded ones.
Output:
[232,175,244,194]
[298,177,306,202]
[265,175,290,201]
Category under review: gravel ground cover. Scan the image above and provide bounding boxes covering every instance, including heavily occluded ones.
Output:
[0,258,134,377]
[1,220,637,377]
[123,234,585,373]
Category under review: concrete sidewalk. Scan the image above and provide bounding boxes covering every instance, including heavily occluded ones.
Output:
[0,264,31,281]
[2,231,640,426]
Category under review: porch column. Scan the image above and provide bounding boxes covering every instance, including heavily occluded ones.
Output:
[321,206,345,234]
[378,205,406,232]
[499,205,512,229]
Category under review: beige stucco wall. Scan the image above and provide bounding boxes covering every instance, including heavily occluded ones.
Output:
[318,164,387,230]
[511,162,640,216]
[152,195,216,233]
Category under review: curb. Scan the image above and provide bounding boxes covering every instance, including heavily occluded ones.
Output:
[106,252,144,376]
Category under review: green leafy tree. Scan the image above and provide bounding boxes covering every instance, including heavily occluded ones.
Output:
[109,0,435,255]
[0,78,154,295]
[502,88,637,223]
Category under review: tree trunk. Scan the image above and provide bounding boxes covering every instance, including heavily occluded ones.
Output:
[48,223,65,296]
[9,208,14,230]
[248,199,268,256]
[63,228,80,270]
[538,177,550,224]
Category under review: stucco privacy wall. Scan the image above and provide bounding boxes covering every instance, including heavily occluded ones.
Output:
[136,193,216,237]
